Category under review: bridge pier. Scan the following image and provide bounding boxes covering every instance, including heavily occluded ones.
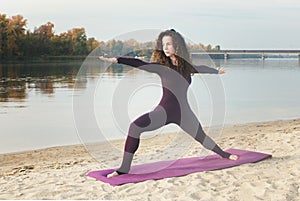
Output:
[261,52,265,60]
[224,53,228,60]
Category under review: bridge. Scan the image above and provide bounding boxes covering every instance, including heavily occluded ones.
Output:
[191,50,300,60]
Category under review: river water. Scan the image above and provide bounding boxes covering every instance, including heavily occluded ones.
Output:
[1,58,299,154]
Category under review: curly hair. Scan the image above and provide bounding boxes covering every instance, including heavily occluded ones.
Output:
[150,29,194,80]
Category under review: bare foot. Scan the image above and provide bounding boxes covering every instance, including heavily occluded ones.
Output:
[229,154,239,160]
[106,171,119,178]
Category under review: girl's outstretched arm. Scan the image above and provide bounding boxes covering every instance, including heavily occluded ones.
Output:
[99,56,163,74]
[192,65,226,74]
[99,56,149,67]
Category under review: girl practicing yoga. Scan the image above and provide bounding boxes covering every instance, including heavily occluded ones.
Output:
[100,29,238,178]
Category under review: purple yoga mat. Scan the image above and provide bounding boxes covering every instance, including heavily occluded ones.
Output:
[87,148,272,186]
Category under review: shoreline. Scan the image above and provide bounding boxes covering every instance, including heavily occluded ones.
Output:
[1,117,299,156]
[1,118,299,200]
[0,55,86,63]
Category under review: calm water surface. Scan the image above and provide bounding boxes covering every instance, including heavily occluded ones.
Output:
[1,59,299,153]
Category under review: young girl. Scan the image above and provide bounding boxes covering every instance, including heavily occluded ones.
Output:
[100,29,238,178]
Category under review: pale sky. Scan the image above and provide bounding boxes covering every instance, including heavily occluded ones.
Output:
[1,0,299,49]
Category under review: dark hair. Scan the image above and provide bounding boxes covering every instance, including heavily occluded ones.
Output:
[150,29,194,79]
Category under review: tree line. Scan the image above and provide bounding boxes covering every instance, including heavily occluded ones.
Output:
[0,13,221,60]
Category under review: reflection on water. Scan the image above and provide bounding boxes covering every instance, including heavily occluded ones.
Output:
[0,61,130,103]
[0,62,79,103]
[2,59,296,104]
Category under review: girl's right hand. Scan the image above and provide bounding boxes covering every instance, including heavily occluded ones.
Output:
[99,56,118,63]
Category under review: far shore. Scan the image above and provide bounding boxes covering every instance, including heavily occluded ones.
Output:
[0,55,87,63]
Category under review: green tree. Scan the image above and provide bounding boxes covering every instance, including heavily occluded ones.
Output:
[50,32,71,55]
[7,15,27,57]
[123,39,139,55]
[23,30,39,57]
[212,45,221,51]
[68,28,88,55]
[0,14,9,58]
[86,37,100,53]
[33,22,54,55]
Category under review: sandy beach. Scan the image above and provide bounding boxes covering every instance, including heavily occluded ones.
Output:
[1,119,300,200]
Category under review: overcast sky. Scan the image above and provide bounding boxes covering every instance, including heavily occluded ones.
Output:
[1,0,299,49]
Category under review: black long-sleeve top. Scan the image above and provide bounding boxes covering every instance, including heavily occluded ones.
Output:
[116,56,218,107]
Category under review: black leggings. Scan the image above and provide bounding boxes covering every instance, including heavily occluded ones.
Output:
[117,101,231,174]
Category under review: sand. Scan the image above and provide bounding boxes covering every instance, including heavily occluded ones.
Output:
[1,119,300,200]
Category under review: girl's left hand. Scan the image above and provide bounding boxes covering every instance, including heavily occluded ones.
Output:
[99,56,118,63]
[217,68,226,74]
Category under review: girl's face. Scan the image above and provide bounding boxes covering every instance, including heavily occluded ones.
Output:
[162,36,175,57]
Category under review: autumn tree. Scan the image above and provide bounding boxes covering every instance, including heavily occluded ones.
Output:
[67,28,88,55]
[33,22,54,55]
[87,37,100,53]
[0,13,221,60]
[0,14,9,58]
[0,14,27,58]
